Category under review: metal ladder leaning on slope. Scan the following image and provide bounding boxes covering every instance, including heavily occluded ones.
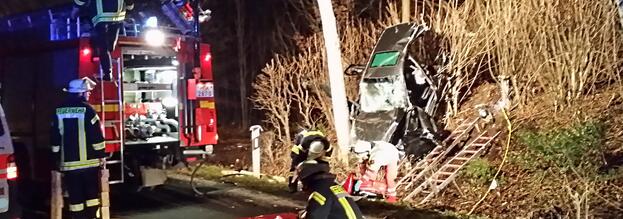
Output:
[396,118,478,196]
[404,126,501,204]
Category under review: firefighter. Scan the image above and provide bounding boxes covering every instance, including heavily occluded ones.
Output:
[296,160,364,219]
[71,0,135,81]
[51,78,106,219]
[352,140,400,203]
[289,130,332,192]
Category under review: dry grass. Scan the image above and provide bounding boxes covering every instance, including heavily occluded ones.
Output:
[405,0,623,217]
[423,0,623,115]
[251,0,623,217]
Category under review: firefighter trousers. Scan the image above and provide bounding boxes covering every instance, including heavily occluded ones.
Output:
[91,22,122,81]
[64,167,101,219]
[360,162,398,197]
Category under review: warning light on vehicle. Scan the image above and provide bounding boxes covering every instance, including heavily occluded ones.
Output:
[145,29,165,47]
[7,155,17,180]
[145,16,158,28]
[82,48,91,56]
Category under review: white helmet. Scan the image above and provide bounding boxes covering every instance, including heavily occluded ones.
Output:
[64,77,96,93]
[352,140,372,154]
[307,140,327,160]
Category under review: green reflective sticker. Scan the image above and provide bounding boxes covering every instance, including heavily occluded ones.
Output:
[370,51,400,68]
[56,107,86,115]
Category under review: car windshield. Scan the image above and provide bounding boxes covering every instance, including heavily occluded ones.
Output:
[359,76,407,112]
[369,51,400,68]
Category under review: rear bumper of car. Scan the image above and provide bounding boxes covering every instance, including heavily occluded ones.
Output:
[0,179,20,218]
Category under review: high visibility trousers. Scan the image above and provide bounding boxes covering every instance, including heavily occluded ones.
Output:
[359,162,398,197]
[64,167,101,219]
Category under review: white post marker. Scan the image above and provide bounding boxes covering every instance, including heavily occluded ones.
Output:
[316,0,351,163]
[249,125,263,178]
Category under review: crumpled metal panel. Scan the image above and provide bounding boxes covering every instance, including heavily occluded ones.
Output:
[353,109,404,142]
[362,23,427,79]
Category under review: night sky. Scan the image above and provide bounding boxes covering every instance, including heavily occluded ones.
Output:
[0,0,317,128]
[0,0,71,16]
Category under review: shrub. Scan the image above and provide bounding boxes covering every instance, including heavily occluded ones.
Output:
[463,158,496,185]
[517,121,605,172]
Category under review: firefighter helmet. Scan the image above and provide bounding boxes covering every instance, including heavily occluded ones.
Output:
[352,140,372,162]
[300,134,331,160]
[295,160,334,187]
[293,130,332,160]
[64,77,96,93]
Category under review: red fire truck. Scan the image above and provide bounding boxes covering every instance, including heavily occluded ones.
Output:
[0,1,217,192]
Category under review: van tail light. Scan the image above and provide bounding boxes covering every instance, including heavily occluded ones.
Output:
[7,155,17,180]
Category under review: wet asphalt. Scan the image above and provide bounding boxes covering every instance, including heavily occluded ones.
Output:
[111,180,296,219]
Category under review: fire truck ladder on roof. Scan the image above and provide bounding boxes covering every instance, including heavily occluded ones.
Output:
[396,118,478,195]
[404,127,501,205]
[48,9,84,41]
[4,4,195,42]
[102,58,125,185]
[47,8,142,41]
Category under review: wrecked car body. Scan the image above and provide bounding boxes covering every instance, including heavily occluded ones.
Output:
[348,23,449,160]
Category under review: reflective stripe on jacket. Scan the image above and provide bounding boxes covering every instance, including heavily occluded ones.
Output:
[74,0,134,25]
[304,180,364,219]
[51,96,105,171]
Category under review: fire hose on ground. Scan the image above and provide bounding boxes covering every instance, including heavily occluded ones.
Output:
[190,125,264,196]
[468,108,513,215]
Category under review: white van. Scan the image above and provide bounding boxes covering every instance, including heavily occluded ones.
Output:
[0,103,15,213]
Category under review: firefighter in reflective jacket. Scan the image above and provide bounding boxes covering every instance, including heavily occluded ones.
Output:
[51,78,106,219]
[289,130,332,192]
[296,160,364,219]
[72,0,135,81]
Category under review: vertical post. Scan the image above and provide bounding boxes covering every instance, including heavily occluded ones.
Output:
[50,171,63,219]
[77,17,81,38]
[100,169,110,219]
[497,75,511,111]
[249,125,263,178]
[316,0,350,164]
[402,0,411,23]
[235,0,249,129]
[66,18,70,40]
[187,0,202,138]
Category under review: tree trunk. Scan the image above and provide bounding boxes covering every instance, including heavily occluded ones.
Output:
[316,0,350,164]
[236,0,249,129]
[401,0,410,23]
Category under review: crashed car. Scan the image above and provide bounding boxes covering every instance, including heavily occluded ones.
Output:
[347,23,449,160]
